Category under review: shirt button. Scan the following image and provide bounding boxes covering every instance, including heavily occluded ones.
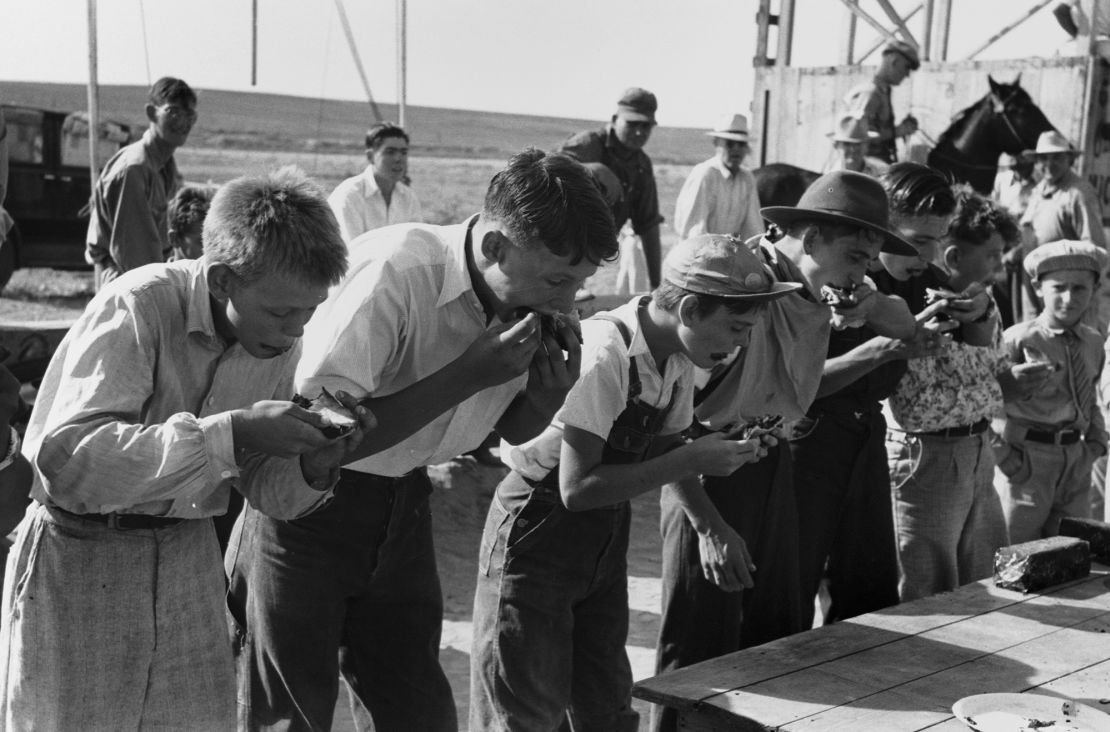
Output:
[221,470,232,479]
[516,518,529,528]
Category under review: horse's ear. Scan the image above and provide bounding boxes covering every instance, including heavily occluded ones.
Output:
[988,75,1000,92]
[1014,72,1022,87]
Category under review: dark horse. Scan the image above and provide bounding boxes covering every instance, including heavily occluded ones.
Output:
[752,75,1055,206]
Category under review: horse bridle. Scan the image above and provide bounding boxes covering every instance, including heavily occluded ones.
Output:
[925,87,1033,171]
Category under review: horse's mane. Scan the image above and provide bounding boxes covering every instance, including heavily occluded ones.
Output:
[932,95,988,150]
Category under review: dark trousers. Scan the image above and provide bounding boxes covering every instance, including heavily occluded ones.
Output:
[225,469,456,732]
[789,408,900,626]
[652,446,806,732]
[469,471,639,732]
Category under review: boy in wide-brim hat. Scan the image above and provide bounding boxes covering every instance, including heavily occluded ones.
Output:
[653,170,918,732]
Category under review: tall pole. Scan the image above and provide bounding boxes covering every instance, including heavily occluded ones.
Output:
[86,0,100,182]
[251,0,258,86]
[397,0,407,127]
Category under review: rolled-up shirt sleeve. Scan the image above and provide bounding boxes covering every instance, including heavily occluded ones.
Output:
[30,299,236,512]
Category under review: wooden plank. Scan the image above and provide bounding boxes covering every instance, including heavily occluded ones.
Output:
[634,571,1108,710]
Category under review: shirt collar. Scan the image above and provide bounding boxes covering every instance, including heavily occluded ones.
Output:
[710,156,738,180]
[183,258,221,338]
[437,214,482,309]
[1034,310,1080,338]
[1040,169,1076,196]
[604,125,637,159]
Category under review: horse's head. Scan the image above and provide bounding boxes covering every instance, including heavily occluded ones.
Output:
[987,74,1055,154]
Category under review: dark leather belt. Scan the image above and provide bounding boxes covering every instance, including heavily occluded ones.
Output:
[916,418,990,439]
[54,506,185,530]
[1024,428,1081,445]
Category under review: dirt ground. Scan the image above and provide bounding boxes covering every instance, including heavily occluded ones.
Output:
[332,455,664,732]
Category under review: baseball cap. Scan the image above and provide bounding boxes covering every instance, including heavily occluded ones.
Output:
[616,87,657,124]
[662,234,802,301]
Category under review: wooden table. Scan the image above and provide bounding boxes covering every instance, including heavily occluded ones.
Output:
[634,563,1110,731]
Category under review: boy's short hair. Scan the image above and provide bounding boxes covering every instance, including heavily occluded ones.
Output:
[483,148,618,266]
[365,122,409,151]
[203,167,347,287]
[947,185,1019,248]
[149,77,197,108]
[881,162,956,219]
[652,282,763,317]
[168,184,216,237]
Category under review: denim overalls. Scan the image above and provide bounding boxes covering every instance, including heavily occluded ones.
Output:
[470,299,677,732]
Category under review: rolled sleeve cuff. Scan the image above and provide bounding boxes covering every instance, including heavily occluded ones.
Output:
[199,412,239,486]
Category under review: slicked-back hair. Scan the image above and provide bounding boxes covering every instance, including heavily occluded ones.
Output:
[168,184,216,236]
[880,162,956,218]
[484,148,618,266]
[365,122,409,151]
[148,77,197,108]
[948,184,1020,247]
[653,281,764,317]
[203,167,347,287]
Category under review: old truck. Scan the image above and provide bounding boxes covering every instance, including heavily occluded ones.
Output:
[2,105,133,290]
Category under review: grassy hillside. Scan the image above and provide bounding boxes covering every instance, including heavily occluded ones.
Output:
[0,81,709,165]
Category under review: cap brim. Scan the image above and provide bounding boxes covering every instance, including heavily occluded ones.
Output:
[706,131,750,142]
[710,281,804,302]
[828,131,880,142]
[759,206,917,256]
[617,109,655,123]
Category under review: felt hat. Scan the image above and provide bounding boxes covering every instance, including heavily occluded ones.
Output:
[663,234,802,301]
[759,170,917,256]
[1023,130,1079,158]
[1023,239,1107,281]
[829,113,879,143]
[615,87,657,124]
[706,113,751,143]
[583,162,623,208]
[883,40,921,70]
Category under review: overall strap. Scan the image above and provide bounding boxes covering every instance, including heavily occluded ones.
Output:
[588,295,651,403]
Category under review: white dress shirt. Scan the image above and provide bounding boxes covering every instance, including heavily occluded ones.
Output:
[328,165,423,243]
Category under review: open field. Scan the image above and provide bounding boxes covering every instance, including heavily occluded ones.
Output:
[0,148,694,322]
[0,81,709,165]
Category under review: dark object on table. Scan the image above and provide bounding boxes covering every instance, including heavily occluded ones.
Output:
[1060,517,1110,563]
[994,536,1091,593]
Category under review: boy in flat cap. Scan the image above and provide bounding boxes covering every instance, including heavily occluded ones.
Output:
[844,40,920,164]
[995,239,1109,543]
[561,87,665,288]
[470,234,798,732]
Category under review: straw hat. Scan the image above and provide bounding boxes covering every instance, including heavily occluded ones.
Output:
[1023,130,1079,158]
[705,113,750,143]
[829,113,879,143]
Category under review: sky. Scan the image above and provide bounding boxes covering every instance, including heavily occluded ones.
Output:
[0,0,1075,128]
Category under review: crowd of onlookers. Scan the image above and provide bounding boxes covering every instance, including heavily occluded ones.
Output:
[0,58,1108,732]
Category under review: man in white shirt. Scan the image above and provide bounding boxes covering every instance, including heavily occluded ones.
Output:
[328,122,423,242]
[227,149,618,732]
[673,114,763,242]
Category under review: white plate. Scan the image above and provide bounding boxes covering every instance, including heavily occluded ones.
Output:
[953,693,1110,732]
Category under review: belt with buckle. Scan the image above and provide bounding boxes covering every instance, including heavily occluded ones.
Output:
[1024,428,1082,445]
[916,418,990,439]
[54,506,184,530]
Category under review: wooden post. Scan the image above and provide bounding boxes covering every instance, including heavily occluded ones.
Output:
[930,0,951,61]
[397,0,407,128]
[922,0,934,61]
[840,3,858,65]
[839,0,900,45]
[859,3,925,64]
[86,0,100,182]
[779,0,796,67]
[251,0,258,86]
[754,0,772,67]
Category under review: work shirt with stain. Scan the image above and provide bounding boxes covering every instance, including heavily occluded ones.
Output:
[24,258,329,519]
[296,216,527,477]
[85,127,182,273]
